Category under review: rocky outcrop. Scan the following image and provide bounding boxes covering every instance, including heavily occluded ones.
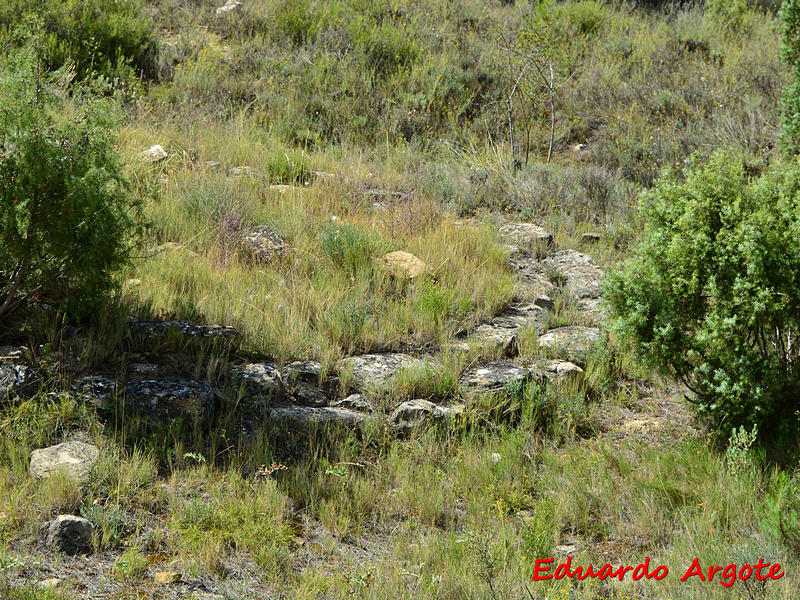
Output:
[338,353,427,391]
[499,223,554,258]
[242,226,287,264]
[267,405,367,427]
[510,257,556,300]
[537,326,603,366]
[491,301,548,333]
[129,320,241,341]
[389,399,464,432]
[541,359,584,384]
[70,376,117,408]
[0,361,39,402]
[44,515,94,555]
[331,393,374,413]
[459,361,530,398]
[452,324,518,355]
[231,363,283,397]
[124,378,220,421]
[543,250,603,299]
[29,441,99,480]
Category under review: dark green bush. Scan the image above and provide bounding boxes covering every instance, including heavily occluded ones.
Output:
[0,0,159,83]
[0,51,138,321]
[606,151,800,444]
[781,0,800,153]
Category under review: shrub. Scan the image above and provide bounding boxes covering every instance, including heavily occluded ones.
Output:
[781,0,800,153]
[0,51,138,321]
[0,0,159,83]
[320,224,381,276]
[605,151,800,444]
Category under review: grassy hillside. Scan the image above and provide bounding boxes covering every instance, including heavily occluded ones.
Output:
[1,1,799,599]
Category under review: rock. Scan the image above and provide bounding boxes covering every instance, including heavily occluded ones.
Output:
[267,405,367,427]
[537,326,603,366]
[459,361,530,398]
[389,399,463,432]
[541,360,584,384]
[331,393,374,413]
[382,251,429,279]
[227,165,255,177]
[389,399,436,432]
[128,363,160,377]
[129,320,241,341]
[289,381,327,407]
[70,376,117,408]
[543,250,603,299]
[533,295,555,311]
[45,515,94,555]
[140,145,168,163]
[124,378,220,421]
[492,301,548,333]
[555,543,578,555]
[498,223,554,258]
[576,298,607,325]
[0,361,39,402]
[338,353,425,391]
[242,226,287,264]
[154,571,182,584]
[491,452,502,464]
[204,160,221,169]
[30,441,99,480]
[269,184,304,194]
[281,361,322,384]
[37,579,61,589]
[452,324,517,356]
[231,363,283,397]
[509,257,555,299]
[0,346,26,362]
[581,232,602,244]
[620,416,663,435]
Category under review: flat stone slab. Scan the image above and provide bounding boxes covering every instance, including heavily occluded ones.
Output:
[0,360,38,401]
[491,301,548,333]
[124,378,220,420]
[242,226,287,264]
[498,224,554,258]
[231,363,283,397]
[543,250,603,299]
[452,324,517,356]
[541,359,584,384]
[459,360,530,397]
[509,257,555,300]
[281,361,322,384]
[129,320,240,340]
[576,298,607,326]
[267,405,367,427]
[30,441,99,480]
[389,399,465,432]
[337,353,426,391]
[537,326,603,366]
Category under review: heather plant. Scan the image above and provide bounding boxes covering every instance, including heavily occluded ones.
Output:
[0,50,137,322]
[606,151,800,444]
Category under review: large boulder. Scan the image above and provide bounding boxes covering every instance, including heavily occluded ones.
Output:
[281,361,322,385]
[459,361,530,398]
[498,223,554,258]
[0,361,39,402]
[542,250,603,299]
[231,363,283,397]
[242,226,287,264]
[537,326,603,366]
[337,353,426,391]
[44,515,94,555]
[30,441,99,481]
[124,378,220,421]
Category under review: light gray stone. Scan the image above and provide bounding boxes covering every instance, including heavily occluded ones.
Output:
[331,393,374,413]
[491,301,548,333]
[129,320,240,340]
[459,361,530,397]
[337,353,426,391]
[0,360,38,401]
[232,362,283,397]
[499,224,554,258]
[537,326,603,366]
[543,250,603,299]
[30,441,99,481]
[267,405,366,427]
[242,226,286,264]
[124,378,220,421]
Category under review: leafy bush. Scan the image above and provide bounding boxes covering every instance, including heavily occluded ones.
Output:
[0,0,159,83]
[321,224,381,276]
[0,51,137,321]
[781,0,800,153]
[606,151,800,444]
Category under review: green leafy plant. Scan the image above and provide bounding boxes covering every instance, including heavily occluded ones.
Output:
[0,49,138,321]
[606,151,800,445]
[781,0,800,153]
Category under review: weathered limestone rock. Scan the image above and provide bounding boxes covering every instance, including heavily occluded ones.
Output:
[129,320,241,341]
[242,226,286,264]
[337,353,425,391]
[290,381,327,407]
[382,251,429,279]
[124,378,220,420]
[140,145,168,163]
[231,363,283,397]
[576,298,607,326]
[541,359,584,384]
[45,515,94,555]
[154,571,182,584]
[459,361,530,397]
[543,250,603,299]
[227,165,255,177]
[509,257,555,299]
[216,0,241,14]
[498,223,554,258]
[491,301,548,333]
[581,232,602,244]
[0,346,26,362]
[0,361,38,401]
[30,441,99,480]
[389,399,464,432]
[452,324,518,356]
[331,393,374,413]
[537,326,603,366]
[267,405,366,427]
[281,361,322,384]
